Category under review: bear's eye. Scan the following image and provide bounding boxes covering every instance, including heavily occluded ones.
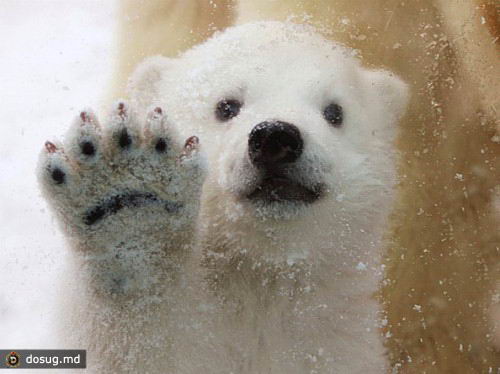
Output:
[323,103,343,127]
[215,99,242,121]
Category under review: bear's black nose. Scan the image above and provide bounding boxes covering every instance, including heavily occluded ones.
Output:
[248,121,303,167]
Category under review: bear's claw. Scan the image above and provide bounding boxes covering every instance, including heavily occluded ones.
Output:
[45,141,57,153]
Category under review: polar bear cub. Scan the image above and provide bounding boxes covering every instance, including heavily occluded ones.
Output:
[39,22,408,373]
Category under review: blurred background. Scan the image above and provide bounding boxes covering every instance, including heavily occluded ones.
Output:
[0,0,116,349]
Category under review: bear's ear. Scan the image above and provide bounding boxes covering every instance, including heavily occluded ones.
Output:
[127,55,175,113]
[361,69,409,131]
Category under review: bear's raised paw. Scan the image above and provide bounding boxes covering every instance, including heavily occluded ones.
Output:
[38,102,205,254]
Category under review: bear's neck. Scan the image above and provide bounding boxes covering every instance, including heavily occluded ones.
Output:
[203,244,382,307]
[199,203,385,305]
[203,248,314,303]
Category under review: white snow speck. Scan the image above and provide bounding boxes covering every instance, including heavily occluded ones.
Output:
[356,262,367,271]
[335,193,345,202]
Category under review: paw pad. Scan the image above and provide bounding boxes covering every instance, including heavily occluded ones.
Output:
[80,141,96,156]
[117,128,132,149]
[155,138,168,153]
[51,168,65,184]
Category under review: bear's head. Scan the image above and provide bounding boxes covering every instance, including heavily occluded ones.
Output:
[130,22,408,266]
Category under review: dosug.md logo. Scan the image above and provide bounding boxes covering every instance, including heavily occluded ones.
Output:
[5,351,21,368]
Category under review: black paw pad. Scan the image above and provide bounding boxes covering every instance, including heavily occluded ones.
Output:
[83,191,183,226]
[155,138,167,153]
[84,205,106,226]
[118,129,132,149]
[51,168,66,184]
[80,141,96,156]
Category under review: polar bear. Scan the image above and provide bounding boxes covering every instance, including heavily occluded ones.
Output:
[39,22,408,373]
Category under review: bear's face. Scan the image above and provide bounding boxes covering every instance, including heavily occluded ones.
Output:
[130,22,408,260]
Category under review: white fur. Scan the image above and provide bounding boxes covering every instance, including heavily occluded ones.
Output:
[39,22,408,373]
